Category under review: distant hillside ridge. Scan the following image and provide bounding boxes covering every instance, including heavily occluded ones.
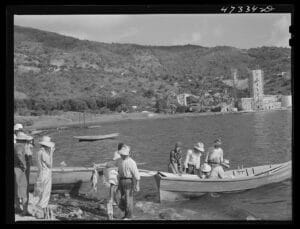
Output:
[14,25,291,115]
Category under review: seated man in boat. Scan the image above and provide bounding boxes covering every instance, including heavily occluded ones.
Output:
[168,142,184,175]
[184,142,204,175]
[200,163,212,179]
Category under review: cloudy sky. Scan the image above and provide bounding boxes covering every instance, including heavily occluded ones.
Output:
[14,14,291,49]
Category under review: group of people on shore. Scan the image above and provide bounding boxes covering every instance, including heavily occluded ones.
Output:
[14,123,55,218]
[14,121,230,220]
[168,138,230,179]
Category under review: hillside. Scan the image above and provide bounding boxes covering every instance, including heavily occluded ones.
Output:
[14,25,291,115]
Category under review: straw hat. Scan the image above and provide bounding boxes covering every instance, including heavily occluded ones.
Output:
[194,142,204,152]
[118,145,130,156]
[201,163,212,173]
[113,151,121,160]
[214,138,222,146]
[14,123,23,131]
[39,136,55,148]
[16,132,33,141]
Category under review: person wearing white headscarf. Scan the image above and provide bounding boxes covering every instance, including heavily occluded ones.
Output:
[34,136,55,216]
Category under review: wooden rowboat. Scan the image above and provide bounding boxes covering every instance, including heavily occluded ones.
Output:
[28,162,149,194]
[154,161,292,202]
[29,166,96,193]
[73,133,119,141]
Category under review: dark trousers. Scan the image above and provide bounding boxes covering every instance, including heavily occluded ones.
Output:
[118,178,134,219]
[25,155,32,201]
[14,167,28,212]
[186,164,200,175]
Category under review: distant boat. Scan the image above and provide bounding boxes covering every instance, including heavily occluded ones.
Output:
[73,133,119,141]
[88,125,101,129]
[30,130,46,135]
[154,161,291,202]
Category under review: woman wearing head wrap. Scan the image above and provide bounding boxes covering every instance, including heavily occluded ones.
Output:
[34,136,55,217]
[168,142,184,175]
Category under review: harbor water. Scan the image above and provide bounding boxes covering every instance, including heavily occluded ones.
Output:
[30,110,292,220]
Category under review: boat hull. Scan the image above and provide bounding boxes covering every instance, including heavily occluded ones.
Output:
[73,133,119,141]
[155,161,291,202]
[29,167,97,193]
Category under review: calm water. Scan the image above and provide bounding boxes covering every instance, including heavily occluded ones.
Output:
[32,110,292,220]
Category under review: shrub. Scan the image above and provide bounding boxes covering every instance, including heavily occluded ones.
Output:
[176,106,188,113]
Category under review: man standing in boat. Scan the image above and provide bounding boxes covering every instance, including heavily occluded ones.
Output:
[184,142,204,175]
[117,145,140,220]
[205,138,229,178]
[168,142,184,175]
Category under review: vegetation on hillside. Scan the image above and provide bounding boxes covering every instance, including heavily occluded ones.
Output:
[14,25,291,115]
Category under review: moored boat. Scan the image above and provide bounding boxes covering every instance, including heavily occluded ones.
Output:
[29,163,152,194]
[73,133,119,141]
[29,166,96,193]
[154,161,291,202]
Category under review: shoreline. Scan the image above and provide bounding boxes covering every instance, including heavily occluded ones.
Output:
[15,108,291,131]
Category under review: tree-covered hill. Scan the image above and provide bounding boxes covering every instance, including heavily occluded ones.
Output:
[14,25,291,115]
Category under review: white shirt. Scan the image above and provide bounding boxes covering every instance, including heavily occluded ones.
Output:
[117,157,140,180]
[209,165,226,179]
[206,147,223,164]
[184,149,202,169]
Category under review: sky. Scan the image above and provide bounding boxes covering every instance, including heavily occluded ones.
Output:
[14,14,291,49]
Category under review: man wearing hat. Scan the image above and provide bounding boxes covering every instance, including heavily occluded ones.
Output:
[14,133,34,215]
[34,136,55,217]
[116,145,140,220]
[184,142,204,175]
[14,123,24,144]
[168,142,184,175]
[205,138,230,179]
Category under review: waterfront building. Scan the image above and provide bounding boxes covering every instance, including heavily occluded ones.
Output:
[250,69,264,110]
[238,70,286,111]
[239,98,253,111]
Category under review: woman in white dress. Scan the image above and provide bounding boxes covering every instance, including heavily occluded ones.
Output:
[34,136,55,216]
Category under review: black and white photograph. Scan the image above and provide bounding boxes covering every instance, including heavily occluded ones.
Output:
[8,4,293,222]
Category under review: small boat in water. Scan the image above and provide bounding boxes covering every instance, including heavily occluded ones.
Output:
[73,133,119,141]
[154,161,291,202]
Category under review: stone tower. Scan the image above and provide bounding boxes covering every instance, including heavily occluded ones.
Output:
[250,69,264,110]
